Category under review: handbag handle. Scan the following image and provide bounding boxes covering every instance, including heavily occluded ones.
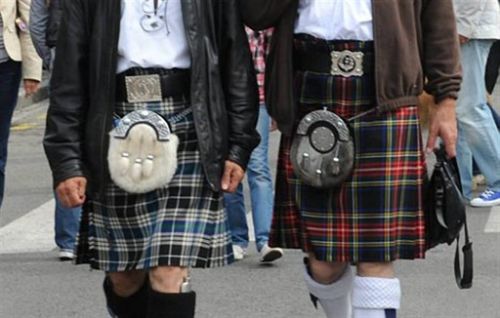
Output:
[454,219,473,289]
[434,145,473,289]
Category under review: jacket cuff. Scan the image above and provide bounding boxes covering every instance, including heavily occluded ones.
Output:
[434,93,458,105]
[227,144,252,171]
[52,160,86,188]
[425,78,461,106]
[22,60,43,82]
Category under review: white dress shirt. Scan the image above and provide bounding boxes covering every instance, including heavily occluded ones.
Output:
[295,0,374,41]
[117,0,191,73]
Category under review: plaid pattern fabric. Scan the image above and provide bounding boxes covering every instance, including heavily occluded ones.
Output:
[75,96,233,272]
[245,26,273,104]
[269,38,427,262]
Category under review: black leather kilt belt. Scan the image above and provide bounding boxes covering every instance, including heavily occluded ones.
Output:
[294,42,374,77]
[115,67,190,103]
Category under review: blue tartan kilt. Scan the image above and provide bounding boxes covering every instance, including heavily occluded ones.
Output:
[269,38,427,263]
[75,96,233,272]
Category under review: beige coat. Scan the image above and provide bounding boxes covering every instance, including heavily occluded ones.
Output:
[0,0,42,81]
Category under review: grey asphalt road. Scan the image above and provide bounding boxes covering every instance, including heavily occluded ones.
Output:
[1,86,500,318]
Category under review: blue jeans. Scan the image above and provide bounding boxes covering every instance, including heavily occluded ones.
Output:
[487,103,500,130]
[0,60,22,209]
[54,192,81,252]
[456,40,500,200]
[224,105,274,252]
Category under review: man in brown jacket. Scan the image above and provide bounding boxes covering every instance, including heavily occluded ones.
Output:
[241,1,460,317]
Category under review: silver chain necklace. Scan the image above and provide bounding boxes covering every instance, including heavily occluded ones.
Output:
[140,0,170,34]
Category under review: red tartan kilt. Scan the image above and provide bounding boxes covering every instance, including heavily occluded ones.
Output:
[269,38,427,262]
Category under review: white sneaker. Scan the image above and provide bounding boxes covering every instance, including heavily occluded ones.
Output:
[259,244,283,263]
[232,245,247,261]
[470,189,500,207]
[58,249,74,262]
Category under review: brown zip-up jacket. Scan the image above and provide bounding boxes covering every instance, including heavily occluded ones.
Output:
[240,0,462,135]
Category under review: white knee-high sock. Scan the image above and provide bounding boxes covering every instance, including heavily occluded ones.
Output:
[304,265,354,318]
[352,276,401,318]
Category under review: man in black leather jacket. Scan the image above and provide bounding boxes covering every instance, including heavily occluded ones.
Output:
[44,1,259,317]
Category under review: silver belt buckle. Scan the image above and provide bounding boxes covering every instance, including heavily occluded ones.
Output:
[330,50,364,77]
[125,74,163,103]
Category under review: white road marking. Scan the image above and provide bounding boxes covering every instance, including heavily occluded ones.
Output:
[484,206,500,233]
[0,199,256,255]
[0,200,56,254]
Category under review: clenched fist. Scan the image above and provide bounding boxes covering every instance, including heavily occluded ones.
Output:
[221,160,245,193]
[56,177,87,208]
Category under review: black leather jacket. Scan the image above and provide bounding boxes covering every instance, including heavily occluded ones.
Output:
[46,0,62,48]
[44,0,259,196]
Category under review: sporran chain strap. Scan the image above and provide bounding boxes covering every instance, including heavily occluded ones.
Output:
[346,106,380,122]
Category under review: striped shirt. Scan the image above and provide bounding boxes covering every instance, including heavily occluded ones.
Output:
[245,27,273,104]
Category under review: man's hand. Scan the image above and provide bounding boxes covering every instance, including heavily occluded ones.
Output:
[221,160,245,193]
[459,35,469,45]
[426,98,457,158]
[270,119,278,132]
[56,177,87,208]
[23,79,40,97]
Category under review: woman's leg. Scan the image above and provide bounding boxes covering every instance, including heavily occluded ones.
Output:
[0,61,22,209]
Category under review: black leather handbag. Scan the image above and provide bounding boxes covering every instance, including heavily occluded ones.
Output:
[426,145,472,289]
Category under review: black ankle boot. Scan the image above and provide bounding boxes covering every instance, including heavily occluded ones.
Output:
[103,277,149,318]
[147,288,196,318]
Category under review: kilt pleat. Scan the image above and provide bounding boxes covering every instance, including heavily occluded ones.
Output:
[76,96,233,271]
[269,38,427,262]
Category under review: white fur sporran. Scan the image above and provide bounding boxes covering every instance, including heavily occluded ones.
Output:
[107,110,179,193]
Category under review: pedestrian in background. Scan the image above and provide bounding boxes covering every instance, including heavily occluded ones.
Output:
[224,27,284,263]
[453,0,500,207]
[29,0,60,70]
[485,39,500,129]
[30,0,81,261]
[0,0,42,210]
[241,0,460,317]
[44,0,258,317]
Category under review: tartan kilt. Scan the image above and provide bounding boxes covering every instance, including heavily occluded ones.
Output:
[75,96,233,272]
[269,39,427,262]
